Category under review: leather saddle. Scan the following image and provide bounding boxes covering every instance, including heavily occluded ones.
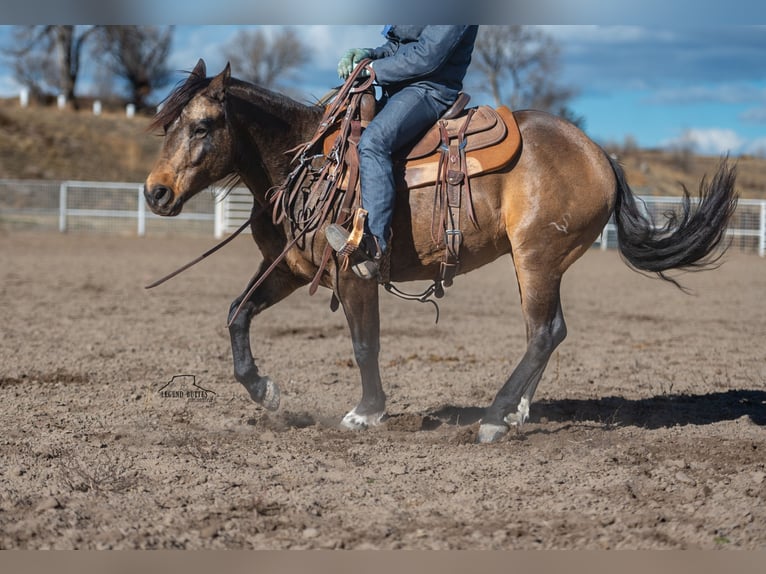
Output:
[401,103,519,189]
[322,93,521,191]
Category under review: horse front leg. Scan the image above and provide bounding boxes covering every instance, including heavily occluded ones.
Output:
[227,263,304,410]
[336,276,386,429]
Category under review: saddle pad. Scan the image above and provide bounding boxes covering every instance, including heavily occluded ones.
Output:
[402,105,521,189]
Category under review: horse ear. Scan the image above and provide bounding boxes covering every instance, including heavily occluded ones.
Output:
[190,58,207,81]
[207,62,231,103]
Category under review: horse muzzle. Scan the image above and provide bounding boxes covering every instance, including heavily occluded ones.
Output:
[144,183,182,216]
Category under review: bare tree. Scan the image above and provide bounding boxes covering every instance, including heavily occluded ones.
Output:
[223,27,308,89]
[7,45,57,103]
[92,26,174,111]
[471,25,583,127]
[3,26,100,108]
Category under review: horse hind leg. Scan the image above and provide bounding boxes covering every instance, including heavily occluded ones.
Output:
[478,264,567,443]
[502,300,563,428]
[502,294,567,428]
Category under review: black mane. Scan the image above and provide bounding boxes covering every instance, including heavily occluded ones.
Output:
[149,67,321,136]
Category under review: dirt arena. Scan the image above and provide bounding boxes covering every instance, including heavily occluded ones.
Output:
[0,230,764,550]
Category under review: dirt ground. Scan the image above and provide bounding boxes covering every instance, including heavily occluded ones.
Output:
[0,230,764,550]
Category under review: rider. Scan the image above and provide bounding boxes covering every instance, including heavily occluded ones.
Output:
[325,25,479,280]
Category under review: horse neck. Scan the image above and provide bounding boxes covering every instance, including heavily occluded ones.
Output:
[226,81,322,204]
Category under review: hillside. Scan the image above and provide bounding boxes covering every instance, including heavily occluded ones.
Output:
[0,99,160,182]
[1,98,765,199]
[604,148,766,200]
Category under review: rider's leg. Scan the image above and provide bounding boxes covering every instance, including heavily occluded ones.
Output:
[357,85,448,255]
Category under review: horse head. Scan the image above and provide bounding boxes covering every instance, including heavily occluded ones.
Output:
[145,59,235,216]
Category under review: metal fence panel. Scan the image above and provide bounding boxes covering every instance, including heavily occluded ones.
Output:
[0,179,218,236]
[0,179,62,232]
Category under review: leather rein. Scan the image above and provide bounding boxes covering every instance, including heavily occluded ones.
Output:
[144,201,268,290]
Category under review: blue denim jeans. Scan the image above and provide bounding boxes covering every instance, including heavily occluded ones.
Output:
[358,85,450,254]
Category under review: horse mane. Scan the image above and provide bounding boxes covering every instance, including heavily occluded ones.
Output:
[149,68,211,133]
[149,67,321,136]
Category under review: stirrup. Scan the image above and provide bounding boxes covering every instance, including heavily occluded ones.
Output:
[325,232,380,280]
[325,208,366,255]
[325,209,380,280]
[340,208,368,256]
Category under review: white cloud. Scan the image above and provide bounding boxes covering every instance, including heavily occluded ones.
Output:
[662,128,745,155]
[647,84,766,105]
[740,106,766,124]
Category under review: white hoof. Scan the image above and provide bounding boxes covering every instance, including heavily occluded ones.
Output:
[504,397,530,427]
[261,378,280,411]
[477,423,510,443]
[340,409,385,430]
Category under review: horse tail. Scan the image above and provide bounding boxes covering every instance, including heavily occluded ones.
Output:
[607,153,738,288]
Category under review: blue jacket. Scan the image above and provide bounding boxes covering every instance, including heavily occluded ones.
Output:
[369,25,478,102]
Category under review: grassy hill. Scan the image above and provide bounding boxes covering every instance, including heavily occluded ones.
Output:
[1,98,765,199]
[603,147,766,200]
[0,99,160,183]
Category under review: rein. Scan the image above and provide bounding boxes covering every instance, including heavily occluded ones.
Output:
[144,194,310,328]
[144,200,270,290]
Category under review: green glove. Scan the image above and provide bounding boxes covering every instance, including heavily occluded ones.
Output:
[337,48,372,79]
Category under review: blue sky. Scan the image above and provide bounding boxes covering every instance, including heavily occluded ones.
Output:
[1,25,765,155]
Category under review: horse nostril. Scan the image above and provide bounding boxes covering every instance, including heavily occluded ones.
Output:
[151,185,172,207]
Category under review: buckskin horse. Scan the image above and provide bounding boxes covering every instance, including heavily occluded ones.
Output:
[144,60,737,443]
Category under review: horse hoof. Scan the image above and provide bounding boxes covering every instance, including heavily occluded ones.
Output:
[260,377,280,411]
[246,376,280,411]
[340,409,385,430]
[476,423,510,443]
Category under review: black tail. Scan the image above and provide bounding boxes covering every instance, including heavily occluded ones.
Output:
[608,154,738,289]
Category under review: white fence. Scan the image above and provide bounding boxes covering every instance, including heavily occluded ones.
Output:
[1,179,765,256]
[215,187,253,239]
[0,179,221,236]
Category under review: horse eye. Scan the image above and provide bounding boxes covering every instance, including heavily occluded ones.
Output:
[193,125,208,137]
